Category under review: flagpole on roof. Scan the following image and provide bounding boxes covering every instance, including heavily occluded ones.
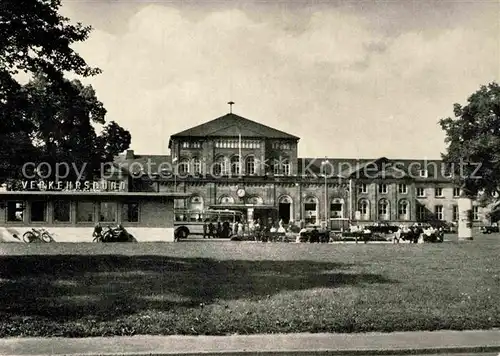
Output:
[239,133,242,177]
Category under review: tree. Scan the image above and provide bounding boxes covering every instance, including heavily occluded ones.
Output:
[440,82,500,203]
[0,0,131,182]
[0,0,102,180]
[0,0,99,86]
[22,74,131,181]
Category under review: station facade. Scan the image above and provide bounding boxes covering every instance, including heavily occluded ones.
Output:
[116,112,486,228]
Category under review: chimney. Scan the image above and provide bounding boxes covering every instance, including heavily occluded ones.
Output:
[125,149,134,159]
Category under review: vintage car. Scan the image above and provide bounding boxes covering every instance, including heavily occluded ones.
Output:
[364,222,399,234]
[480,224,499,234]
[297,226,330,243]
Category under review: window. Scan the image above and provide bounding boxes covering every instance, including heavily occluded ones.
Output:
[214,156,228,176]
[76,201,94,222]
[99,202,117,222]
[416,187,425,197]
[192,157,201,174]
[230,155,241,175]
[189,195,204,211]
[273,161,281,175]
[358,199,369,220]
[435,187,443,197]
[453,187,461,197]
[473,206,479,221]
[246,156,256,175]
[182,141,201,149]
[272,142,291,150]
[122,202,139,223]
[398,184,408,194]
[304,197,318,225]
[441,165,454,179]
[178,159,190,175]
[215,140,260,149]
[7,201,24,222]
[330,199,344,219]
[378,183,388,194]
[419,169,428,178]
[435,205,443,220]
[30,201,47,222]
[417,205,426,220]
[219,195,234,204]
[53,200,71,222]
[378,199,389,220]
[282,159,291,176]
[358,183,368,194]
[398,200,409,220]
[452,205,458,221]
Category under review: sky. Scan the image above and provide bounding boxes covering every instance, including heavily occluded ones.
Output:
[60,0,500,159]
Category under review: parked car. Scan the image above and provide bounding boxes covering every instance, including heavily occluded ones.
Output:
[298,226,330,243]
[480,224,499,234]
[365,222,399,234]
[430,220,456,233]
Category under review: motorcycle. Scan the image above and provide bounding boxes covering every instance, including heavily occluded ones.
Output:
[94,225,135,243]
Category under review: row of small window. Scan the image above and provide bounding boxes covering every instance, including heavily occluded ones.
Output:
[181,142,202,149]
[358,183,410,194]
[357,200,480,221]
[5,201,139,223]
[358,183,461,197]
[176,156,292,176]
[417,169,453,178]
[419,205,480,221]
[214,140,261,149]
[357,199,410,220]
[417,187,461,198]
[271,142,292,150]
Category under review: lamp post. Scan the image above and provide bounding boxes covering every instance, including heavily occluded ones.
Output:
[321,158,329,229]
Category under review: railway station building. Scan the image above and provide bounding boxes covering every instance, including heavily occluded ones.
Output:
[116,111,486,229]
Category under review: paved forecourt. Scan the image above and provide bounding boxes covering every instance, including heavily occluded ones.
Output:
[1,330,500,355]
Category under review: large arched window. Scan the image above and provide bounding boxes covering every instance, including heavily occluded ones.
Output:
[304,196,318,225]
[247,196,264,205]
[189,195,204,211]
[358,199,370,220]
[178,158,190,175]
[192,157,201,175]
[330,198,344,219]
[230,155,241,175]
[213,156,228,176]
[378,199,390,221]
[398,199,410,220]
[245,156,256,175]
[188,195,204,221]
[218,195,234,204]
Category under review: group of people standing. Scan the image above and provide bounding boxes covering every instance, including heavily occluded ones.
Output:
[203,218,302,240]
[202,219,243,239]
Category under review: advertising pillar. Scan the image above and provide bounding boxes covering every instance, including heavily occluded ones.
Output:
[458,196,473,240]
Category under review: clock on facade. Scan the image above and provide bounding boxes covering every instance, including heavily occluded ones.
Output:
[237,188,246,198]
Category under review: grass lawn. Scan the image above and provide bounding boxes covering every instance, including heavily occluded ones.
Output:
[0,236,499,337]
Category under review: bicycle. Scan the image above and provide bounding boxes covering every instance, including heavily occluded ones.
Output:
[22,228,54,243]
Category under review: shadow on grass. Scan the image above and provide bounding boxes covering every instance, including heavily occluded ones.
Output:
[0,255,396,321]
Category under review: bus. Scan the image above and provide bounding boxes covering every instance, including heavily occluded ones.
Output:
[173,209,244,239]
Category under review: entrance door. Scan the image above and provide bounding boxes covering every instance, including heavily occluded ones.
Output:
[279,203,291,223]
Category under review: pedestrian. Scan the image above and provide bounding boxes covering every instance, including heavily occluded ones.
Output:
[217,221,222,238]
[203,219,208,239]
